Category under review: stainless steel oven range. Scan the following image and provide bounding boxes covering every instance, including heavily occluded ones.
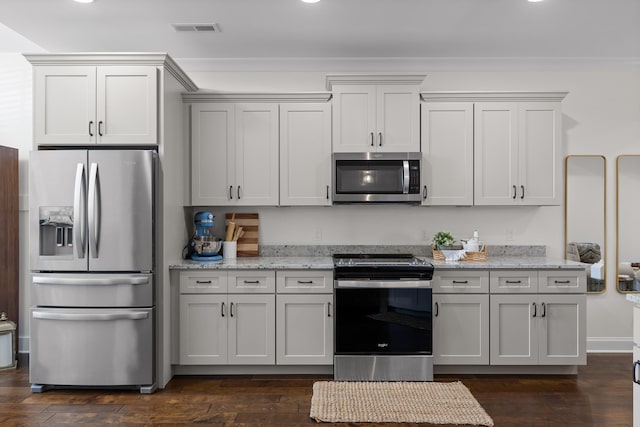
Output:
[333,254,434,381]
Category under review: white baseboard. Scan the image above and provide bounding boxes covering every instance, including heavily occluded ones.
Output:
[587,337,632,353]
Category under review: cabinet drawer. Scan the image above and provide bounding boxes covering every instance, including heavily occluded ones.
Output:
[538,270,586,293]
[276,270,333,293]
[432,270,489,293]
[180,270,228,294]
[229,270,276,293]
[490,270,538,293]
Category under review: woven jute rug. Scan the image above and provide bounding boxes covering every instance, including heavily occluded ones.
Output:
[310,381,494,426]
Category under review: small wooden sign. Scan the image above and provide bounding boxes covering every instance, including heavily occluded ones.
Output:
[225,213,259,257]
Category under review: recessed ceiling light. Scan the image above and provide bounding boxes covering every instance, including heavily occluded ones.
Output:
[301,0,321,3]
[73,0,95,3]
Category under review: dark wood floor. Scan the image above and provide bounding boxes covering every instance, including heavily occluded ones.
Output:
[0,353,632,426]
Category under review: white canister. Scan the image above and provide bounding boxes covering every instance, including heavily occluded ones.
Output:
[223,241,237,260]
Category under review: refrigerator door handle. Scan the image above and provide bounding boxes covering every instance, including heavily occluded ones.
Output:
[33,276,150,286]
[73,163,86,258]
[88,162,100,258]
[33,310,150,321]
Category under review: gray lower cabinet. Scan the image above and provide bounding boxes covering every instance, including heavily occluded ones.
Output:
[489,269,587,366]
[432,270,490,365]
[179,270,276,365]
[178,269,332,367]
[275,270,333,365]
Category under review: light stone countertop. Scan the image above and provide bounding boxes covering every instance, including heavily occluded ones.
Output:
[169,256,334,270]
[169,255,587,271]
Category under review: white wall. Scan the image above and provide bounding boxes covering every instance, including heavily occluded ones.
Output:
[188,69,640,352]
[0,24,44,351]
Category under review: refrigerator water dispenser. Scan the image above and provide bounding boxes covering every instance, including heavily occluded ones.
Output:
[39,207,74,256]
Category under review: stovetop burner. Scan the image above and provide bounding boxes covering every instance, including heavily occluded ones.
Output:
[332,253,432,268]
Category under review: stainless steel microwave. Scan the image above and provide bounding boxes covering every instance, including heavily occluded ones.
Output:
[332,152,421,203]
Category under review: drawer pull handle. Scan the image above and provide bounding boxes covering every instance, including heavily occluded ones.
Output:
[221,301,225,317]
[435,302,439,317]
[196,280,212,284]
[532,302,537,318]
[452,280,469,284]
[506,280,522,284]
[297,280,314,284]
[327,302,332,317]
[243,280,260,284]
[554,280,571,284]
[541,302,546,318]
[230,302,234,317]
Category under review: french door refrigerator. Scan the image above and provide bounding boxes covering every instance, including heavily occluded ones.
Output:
[29,149,156,393]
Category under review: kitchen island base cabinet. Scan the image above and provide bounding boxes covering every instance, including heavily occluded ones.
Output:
[433,294,489,365]
[490,294,586,365]
[276,294,333,365]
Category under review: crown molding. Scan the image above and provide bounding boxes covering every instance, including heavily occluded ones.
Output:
[182,91,332,103]
[421,91,569,102]
[23,52,198,92]
[174,56,640,73]
[325,74,427,91]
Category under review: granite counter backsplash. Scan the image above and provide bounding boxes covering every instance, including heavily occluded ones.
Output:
[259,245,546,257]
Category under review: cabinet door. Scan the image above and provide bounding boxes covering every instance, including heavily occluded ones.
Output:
[474,102,519,205]
[96,66,157,145]
[280,103,332,206]
[190,103,235,205]
[179,294,227,365]
[331,85,376,152]
[227,294,275,365]
[517,102,562,206]
[376,85,420,152]
[276,294,333,365]
[538,294,586,365]
[490,294,537,365]
[433,294,489,365]
[421,102,474,206]
[33,66,97,145]
[235,103,279,205]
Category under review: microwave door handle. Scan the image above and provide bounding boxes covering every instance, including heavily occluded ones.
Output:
[73,163,86,258]
[402,161,410,194]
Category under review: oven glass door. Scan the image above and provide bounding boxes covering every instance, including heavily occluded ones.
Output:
[335,160,405,194]
[335,288,432,355]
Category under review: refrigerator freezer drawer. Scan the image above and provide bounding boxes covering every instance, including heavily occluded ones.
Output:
[30,307,153,388]
[31,273,153,307]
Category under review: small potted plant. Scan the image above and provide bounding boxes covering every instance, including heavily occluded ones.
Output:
[432,231,462,250]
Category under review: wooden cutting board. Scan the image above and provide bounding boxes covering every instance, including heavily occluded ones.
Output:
[225,213,259,257]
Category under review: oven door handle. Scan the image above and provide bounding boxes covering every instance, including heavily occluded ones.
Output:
[335,280,431,288]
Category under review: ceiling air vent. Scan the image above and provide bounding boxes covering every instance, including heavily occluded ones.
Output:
[171,23,221,32]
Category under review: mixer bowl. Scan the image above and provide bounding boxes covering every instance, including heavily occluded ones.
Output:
[193,236,222,256]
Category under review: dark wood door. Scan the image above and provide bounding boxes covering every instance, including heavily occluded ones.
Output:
[0,145,19,354]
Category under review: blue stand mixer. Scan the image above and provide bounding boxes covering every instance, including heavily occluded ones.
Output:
[189,211,222,261]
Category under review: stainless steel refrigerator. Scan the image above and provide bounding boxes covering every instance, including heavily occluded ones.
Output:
[29,149,156,393]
